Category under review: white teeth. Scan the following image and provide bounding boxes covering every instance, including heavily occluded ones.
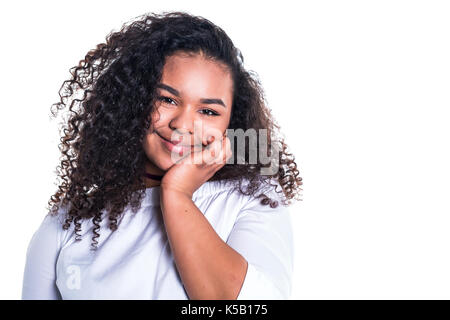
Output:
[172,145,191,152]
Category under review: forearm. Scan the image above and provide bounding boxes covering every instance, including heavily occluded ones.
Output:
[160,188,248,300]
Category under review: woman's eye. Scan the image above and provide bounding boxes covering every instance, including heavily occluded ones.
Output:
[158,96,176,105]
[201,109,219,117]
[158,96,218,117]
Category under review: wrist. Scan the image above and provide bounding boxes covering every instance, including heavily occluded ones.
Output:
[160,186,193,200]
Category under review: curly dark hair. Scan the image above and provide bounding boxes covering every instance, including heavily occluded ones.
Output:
[47,10,303,250]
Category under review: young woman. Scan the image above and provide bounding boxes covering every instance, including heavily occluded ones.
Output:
[22,11,303,300]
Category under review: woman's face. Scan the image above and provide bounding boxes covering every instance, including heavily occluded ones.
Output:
[143,52,233,175]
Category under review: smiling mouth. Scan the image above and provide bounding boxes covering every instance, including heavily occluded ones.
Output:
[156,131,204,155]
[156,131,205,148]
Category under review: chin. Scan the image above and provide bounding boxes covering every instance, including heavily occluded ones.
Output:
[148,154,175,172]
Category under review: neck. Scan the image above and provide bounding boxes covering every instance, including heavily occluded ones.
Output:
[143,160,165,188]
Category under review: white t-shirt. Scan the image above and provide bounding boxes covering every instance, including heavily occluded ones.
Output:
[22,179,294,300]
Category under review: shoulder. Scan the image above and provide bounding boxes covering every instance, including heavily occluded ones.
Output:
[27,205,71,253]
[194,177,289,205]
[194,177,292,224]
[235,181,293,238]
[235,178,292,220]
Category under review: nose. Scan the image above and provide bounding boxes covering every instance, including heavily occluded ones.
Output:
[169,106,195,133]
[168,106,197,144]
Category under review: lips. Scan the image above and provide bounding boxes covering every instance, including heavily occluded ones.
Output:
[156,131,180,144]
[156,131,202,155]
[169,138,181,145]
[162,139,190,154]
[156,131,204,148]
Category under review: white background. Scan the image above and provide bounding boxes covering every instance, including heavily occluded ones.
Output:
[0,0,449,299]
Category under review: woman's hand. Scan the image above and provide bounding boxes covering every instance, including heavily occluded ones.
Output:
[158,131,246,300]
[160,131,232,198]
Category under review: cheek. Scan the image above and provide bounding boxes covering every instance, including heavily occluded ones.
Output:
[142,134,155,156]
[204,118,230,136]
[151,113,160,125]
[150,106,171,124]
[146,109,167,136]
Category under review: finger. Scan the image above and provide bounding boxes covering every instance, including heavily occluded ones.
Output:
[203,136,224,165]
[211,136,231,165]
[204,129,223,147]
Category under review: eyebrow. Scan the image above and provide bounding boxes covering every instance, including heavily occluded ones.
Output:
[156,83,227,108]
